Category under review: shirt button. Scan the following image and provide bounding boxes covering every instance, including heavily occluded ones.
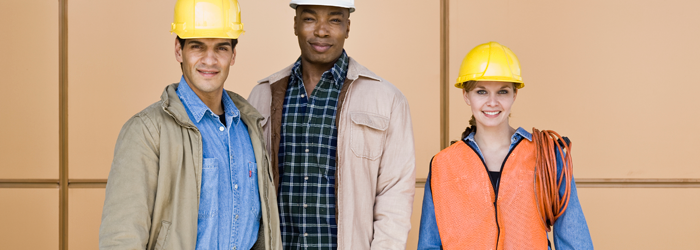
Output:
[233,247,236,250]
[219,126,224,131]
[304,176,309,181]
[234,184,238,190]
[303,203,308,208]
[235,214,239,220]
[301,94,305,98]
[305,148,309,153]
[304,233,308,237]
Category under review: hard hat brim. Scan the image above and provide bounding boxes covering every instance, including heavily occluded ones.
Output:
[290,3,355,13]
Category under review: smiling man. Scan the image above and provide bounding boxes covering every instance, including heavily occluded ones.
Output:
[247,1,416,249]
[98,0,281,249]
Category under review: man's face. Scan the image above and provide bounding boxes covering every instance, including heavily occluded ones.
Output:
[175,38,236,94]
[294,5,350,66]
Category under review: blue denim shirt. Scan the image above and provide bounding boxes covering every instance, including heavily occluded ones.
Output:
[177,77,261,250]
[417,127,593,249]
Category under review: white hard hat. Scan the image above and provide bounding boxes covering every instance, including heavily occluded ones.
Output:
[289,0,355,13]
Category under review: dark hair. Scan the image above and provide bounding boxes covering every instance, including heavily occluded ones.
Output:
[177,36,238,50]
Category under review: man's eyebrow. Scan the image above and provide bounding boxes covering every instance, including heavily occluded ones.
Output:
[186,40,204,46]
[216,42,232,47]
[329,11,345,17]
[301,9,316,15]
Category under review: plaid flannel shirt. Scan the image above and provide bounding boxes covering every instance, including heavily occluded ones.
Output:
[278,51,349,250]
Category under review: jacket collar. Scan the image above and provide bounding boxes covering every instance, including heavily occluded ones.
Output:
[161,83,263,129]
[257,56,381,85]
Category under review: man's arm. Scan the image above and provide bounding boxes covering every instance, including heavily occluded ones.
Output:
[371,96,416,250]
[99,114,160,249]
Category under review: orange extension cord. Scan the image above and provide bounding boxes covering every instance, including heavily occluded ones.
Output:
[533,128,573,232]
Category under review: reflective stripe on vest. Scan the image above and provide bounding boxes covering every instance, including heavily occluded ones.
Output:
[431,140,547,250]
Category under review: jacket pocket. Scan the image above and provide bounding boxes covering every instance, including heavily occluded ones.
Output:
[154,220,171,250]
[350,112,389,160]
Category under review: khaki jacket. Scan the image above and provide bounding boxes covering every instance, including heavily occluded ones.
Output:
[248,58,416,250]
[99,83,282,250]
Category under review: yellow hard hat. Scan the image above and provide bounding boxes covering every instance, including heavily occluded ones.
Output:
[171,0,245,39]
[455,41,524,89]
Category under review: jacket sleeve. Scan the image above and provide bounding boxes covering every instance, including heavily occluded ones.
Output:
[99,114,160,249]
[553,139,594,249]
[417,166,443,249]
[370,96,416,250]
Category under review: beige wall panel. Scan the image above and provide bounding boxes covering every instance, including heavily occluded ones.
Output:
[407,187,425,250]
[0,0,58,179]
[69,0,440,179]
[68,0,182,179]
[0,189,58,250]
[448,0,700,178]
[579,188,700,249]
[68,188,105,250]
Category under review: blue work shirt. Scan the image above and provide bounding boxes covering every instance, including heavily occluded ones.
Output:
[176,77,261,250]
[417,127,594,250]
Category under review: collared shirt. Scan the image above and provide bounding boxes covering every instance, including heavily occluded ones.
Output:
[177,76,261,250]
[417,127,594,250]
[278,51,349,250]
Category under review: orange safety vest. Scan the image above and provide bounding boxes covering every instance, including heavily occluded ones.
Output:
[431,139,547,250]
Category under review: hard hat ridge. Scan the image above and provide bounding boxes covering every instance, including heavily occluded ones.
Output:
[455,41,524,89]
[171,0,245,39]
[289,0,356,13]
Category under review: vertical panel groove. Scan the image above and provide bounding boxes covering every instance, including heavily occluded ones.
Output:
[59,0,68,249]
[440,0,450,149]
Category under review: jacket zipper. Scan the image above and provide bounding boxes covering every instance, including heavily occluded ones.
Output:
[465,138,523,249]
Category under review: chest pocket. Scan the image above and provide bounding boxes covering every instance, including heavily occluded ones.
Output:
[350,112,389,160]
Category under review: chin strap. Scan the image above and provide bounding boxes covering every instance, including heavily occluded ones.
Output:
[533,128,573,232]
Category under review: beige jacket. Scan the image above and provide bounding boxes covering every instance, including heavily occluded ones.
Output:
[99,83,282,250]
[248,58,416,250]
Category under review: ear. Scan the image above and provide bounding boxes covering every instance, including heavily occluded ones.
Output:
[293,16,298,36]
[230,47,237,66]
[345,19,351,38]
[175,37,184,63]
[462,89,471,106]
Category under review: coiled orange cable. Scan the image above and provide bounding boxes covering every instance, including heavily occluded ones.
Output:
[533,128,573,232]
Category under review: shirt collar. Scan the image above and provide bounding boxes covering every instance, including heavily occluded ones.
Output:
[176,76,240,125]
[290,50,349,89]
[464,126,533,144]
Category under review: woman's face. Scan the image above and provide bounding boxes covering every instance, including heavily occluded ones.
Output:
[463,81,517,129]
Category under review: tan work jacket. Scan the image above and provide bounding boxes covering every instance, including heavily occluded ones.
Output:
[99,84,282,250]
[248,57,416,250]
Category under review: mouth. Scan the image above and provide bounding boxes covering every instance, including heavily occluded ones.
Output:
[482,111,501,117]
[309,42,332,53]
[197,69,219,78]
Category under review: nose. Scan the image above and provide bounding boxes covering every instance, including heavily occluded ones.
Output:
[486,93,498,106]
[201,48,217,66]
[314,20,329,37]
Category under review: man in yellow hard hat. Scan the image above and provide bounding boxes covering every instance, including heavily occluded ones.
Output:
[99,1,281,249]
[248,0,416,249]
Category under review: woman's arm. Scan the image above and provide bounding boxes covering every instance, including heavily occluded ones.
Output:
[417,167,443,250]
[553,140,594,249]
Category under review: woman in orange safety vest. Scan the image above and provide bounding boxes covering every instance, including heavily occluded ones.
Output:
[417,42,594,250]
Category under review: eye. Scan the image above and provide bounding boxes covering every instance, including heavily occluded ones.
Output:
[498,90,509,94]
[190,44,201,49]
[218,47,229,51]
[304,17,315,22]
[331,18,341,23]
[476,90,487,95]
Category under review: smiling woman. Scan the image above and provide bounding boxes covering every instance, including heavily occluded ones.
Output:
[417,42,593,250]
